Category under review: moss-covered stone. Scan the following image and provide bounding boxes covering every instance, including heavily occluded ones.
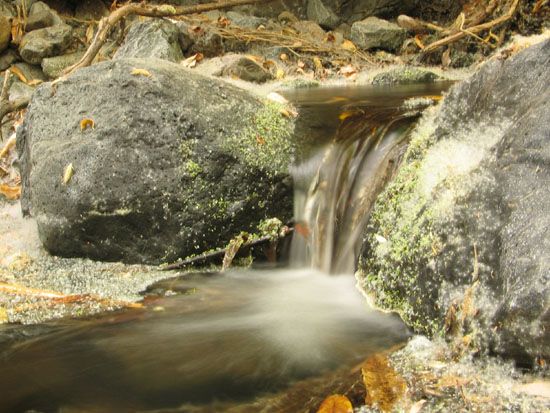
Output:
[372,66,440,85]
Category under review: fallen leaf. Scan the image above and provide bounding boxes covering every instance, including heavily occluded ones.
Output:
[255,134,266,145]
[341,40,357,52]
[313,56,323,72]
[339,110,360,121]
[131,68,152,77]
[9,65,28,83]
[338,64,357,78]
[279,107,297,118]
[317,394,353,413]
[275,68,285,79]
[325,32,336,42]
[279,53,289,61]
[0,308,7,323]
[0,135,16,159]
[63,163,74,185]
[362,354,407,412]
[297,60,306,69]
[217,16,230,28]
[0,184,20,200]
[80,118,95,131]
[414,35,425,50]
[181,53,202,68]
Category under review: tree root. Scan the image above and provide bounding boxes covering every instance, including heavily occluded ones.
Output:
[422,0,520,53]
[63,0,276,76]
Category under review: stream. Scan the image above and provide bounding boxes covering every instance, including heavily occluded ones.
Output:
[0,82,451,413]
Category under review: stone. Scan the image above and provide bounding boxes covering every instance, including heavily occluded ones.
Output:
[74,0,109,21]
[14,0,38,14]
[25,1,63,31]
[221,56,274,83]
[0,49,19,71]
[113,19,183,63]
[357,40,550,364]
[351,17,406,52]
[0,15,10,52]
[291,20,326,43]
[19,23,73,65]
[307,0,340,30]
[41,51,84,78]
[226,11,267,29]
[17,58,296,264]
[0,0,16,18]
[189,30,224,57]
[372,67,440,85]
[233,1,307,20]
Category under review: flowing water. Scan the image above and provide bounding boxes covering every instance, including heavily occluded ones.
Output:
[0,83,450,413]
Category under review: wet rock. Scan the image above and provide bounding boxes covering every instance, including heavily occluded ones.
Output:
[350,17,406,52]
[25,1,63,31]
[307,0,340,30]
[357,40,550,363]
[226,11,267,29]
[372,67,440,85]
[0,15,10,52]
[278,10,299,24]
[41,51,84,78]
[7,79,34,101]
[0,49,19,71]
[17,58,296,264]
[74,0,109,21]
[19,23,72,64]
[291,20,326,43]
[114,19,183,63]
[189,30,224,57]
[220,56,274,83]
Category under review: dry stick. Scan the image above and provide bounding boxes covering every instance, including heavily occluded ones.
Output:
[423,0,520,53]
[162,227,294,271]
[0,70,30,141]
[63,0,276,76]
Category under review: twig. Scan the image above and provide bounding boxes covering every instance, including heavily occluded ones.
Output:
[0,70,30,141]
[423,0,520,53]
[162,227,294,271]
[63,0,276,76]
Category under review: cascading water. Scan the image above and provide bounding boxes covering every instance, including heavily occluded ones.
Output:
[287,86,446,274]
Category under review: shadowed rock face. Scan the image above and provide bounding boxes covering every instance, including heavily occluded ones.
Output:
[357,40,550,363]
[17,58,295,264]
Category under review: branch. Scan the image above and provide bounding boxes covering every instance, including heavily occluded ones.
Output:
[63,0,276,76]
[0,70,30,140]
[423,0,520,53]
[162,227,294,271]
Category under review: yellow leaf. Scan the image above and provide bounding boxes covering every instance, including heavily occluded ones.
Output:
[0,184,21,200]
[0,307,7,323]
[255,135,266,145]
[80,118,95,131]
[313,56,323,71]
[63,163,74,185]
[317,394,353,413]
[275,68,285,79]
[341,40,357,52]
[131,68,152,77]
[339,110,360,121]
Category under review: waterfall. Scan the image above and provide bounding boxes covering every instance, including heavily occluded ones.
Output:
[289,91,440,274]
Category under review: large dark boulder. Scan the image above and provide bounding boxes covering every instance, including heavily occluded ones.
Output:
[17,58,295,264]
[357,40,550,363]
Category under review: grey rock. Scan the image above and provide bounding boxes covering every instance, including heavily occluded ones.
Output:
[357,40,550,363]
[233,1,307,20]
[0,48,19,71]
[19,23,73,64]
[221,56,274,83]
[350,17,406,52]
[226,11,267,29]
[114,19,183,63]
[8,78,34,101]
[0,15,10,52]
[372,67,440,85]
[17,58,296,264]
[26,1,63,31]
[291,20,326,43]
[189,30,224,57]
[0,0,16,18]
[74,0,109,21]
[41,51,84,78]
[307,0,340,30]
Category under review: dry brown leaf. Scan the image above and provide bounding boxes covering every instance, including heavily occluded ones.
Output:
[0,135,16,159]
[362,354,407,412]
[338,64,357,78]
[131,68,152,77]
[0,184,20,200]
[414,35,426,50]
[341,39,357,52]
[9,65,28,84]
[255,134,266,145]
[317,394,353,413]
[80,118,95,131]
[325,32,336,42]
[313,56,323,71]
[279,53,289,61]
[217,16,231,28]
